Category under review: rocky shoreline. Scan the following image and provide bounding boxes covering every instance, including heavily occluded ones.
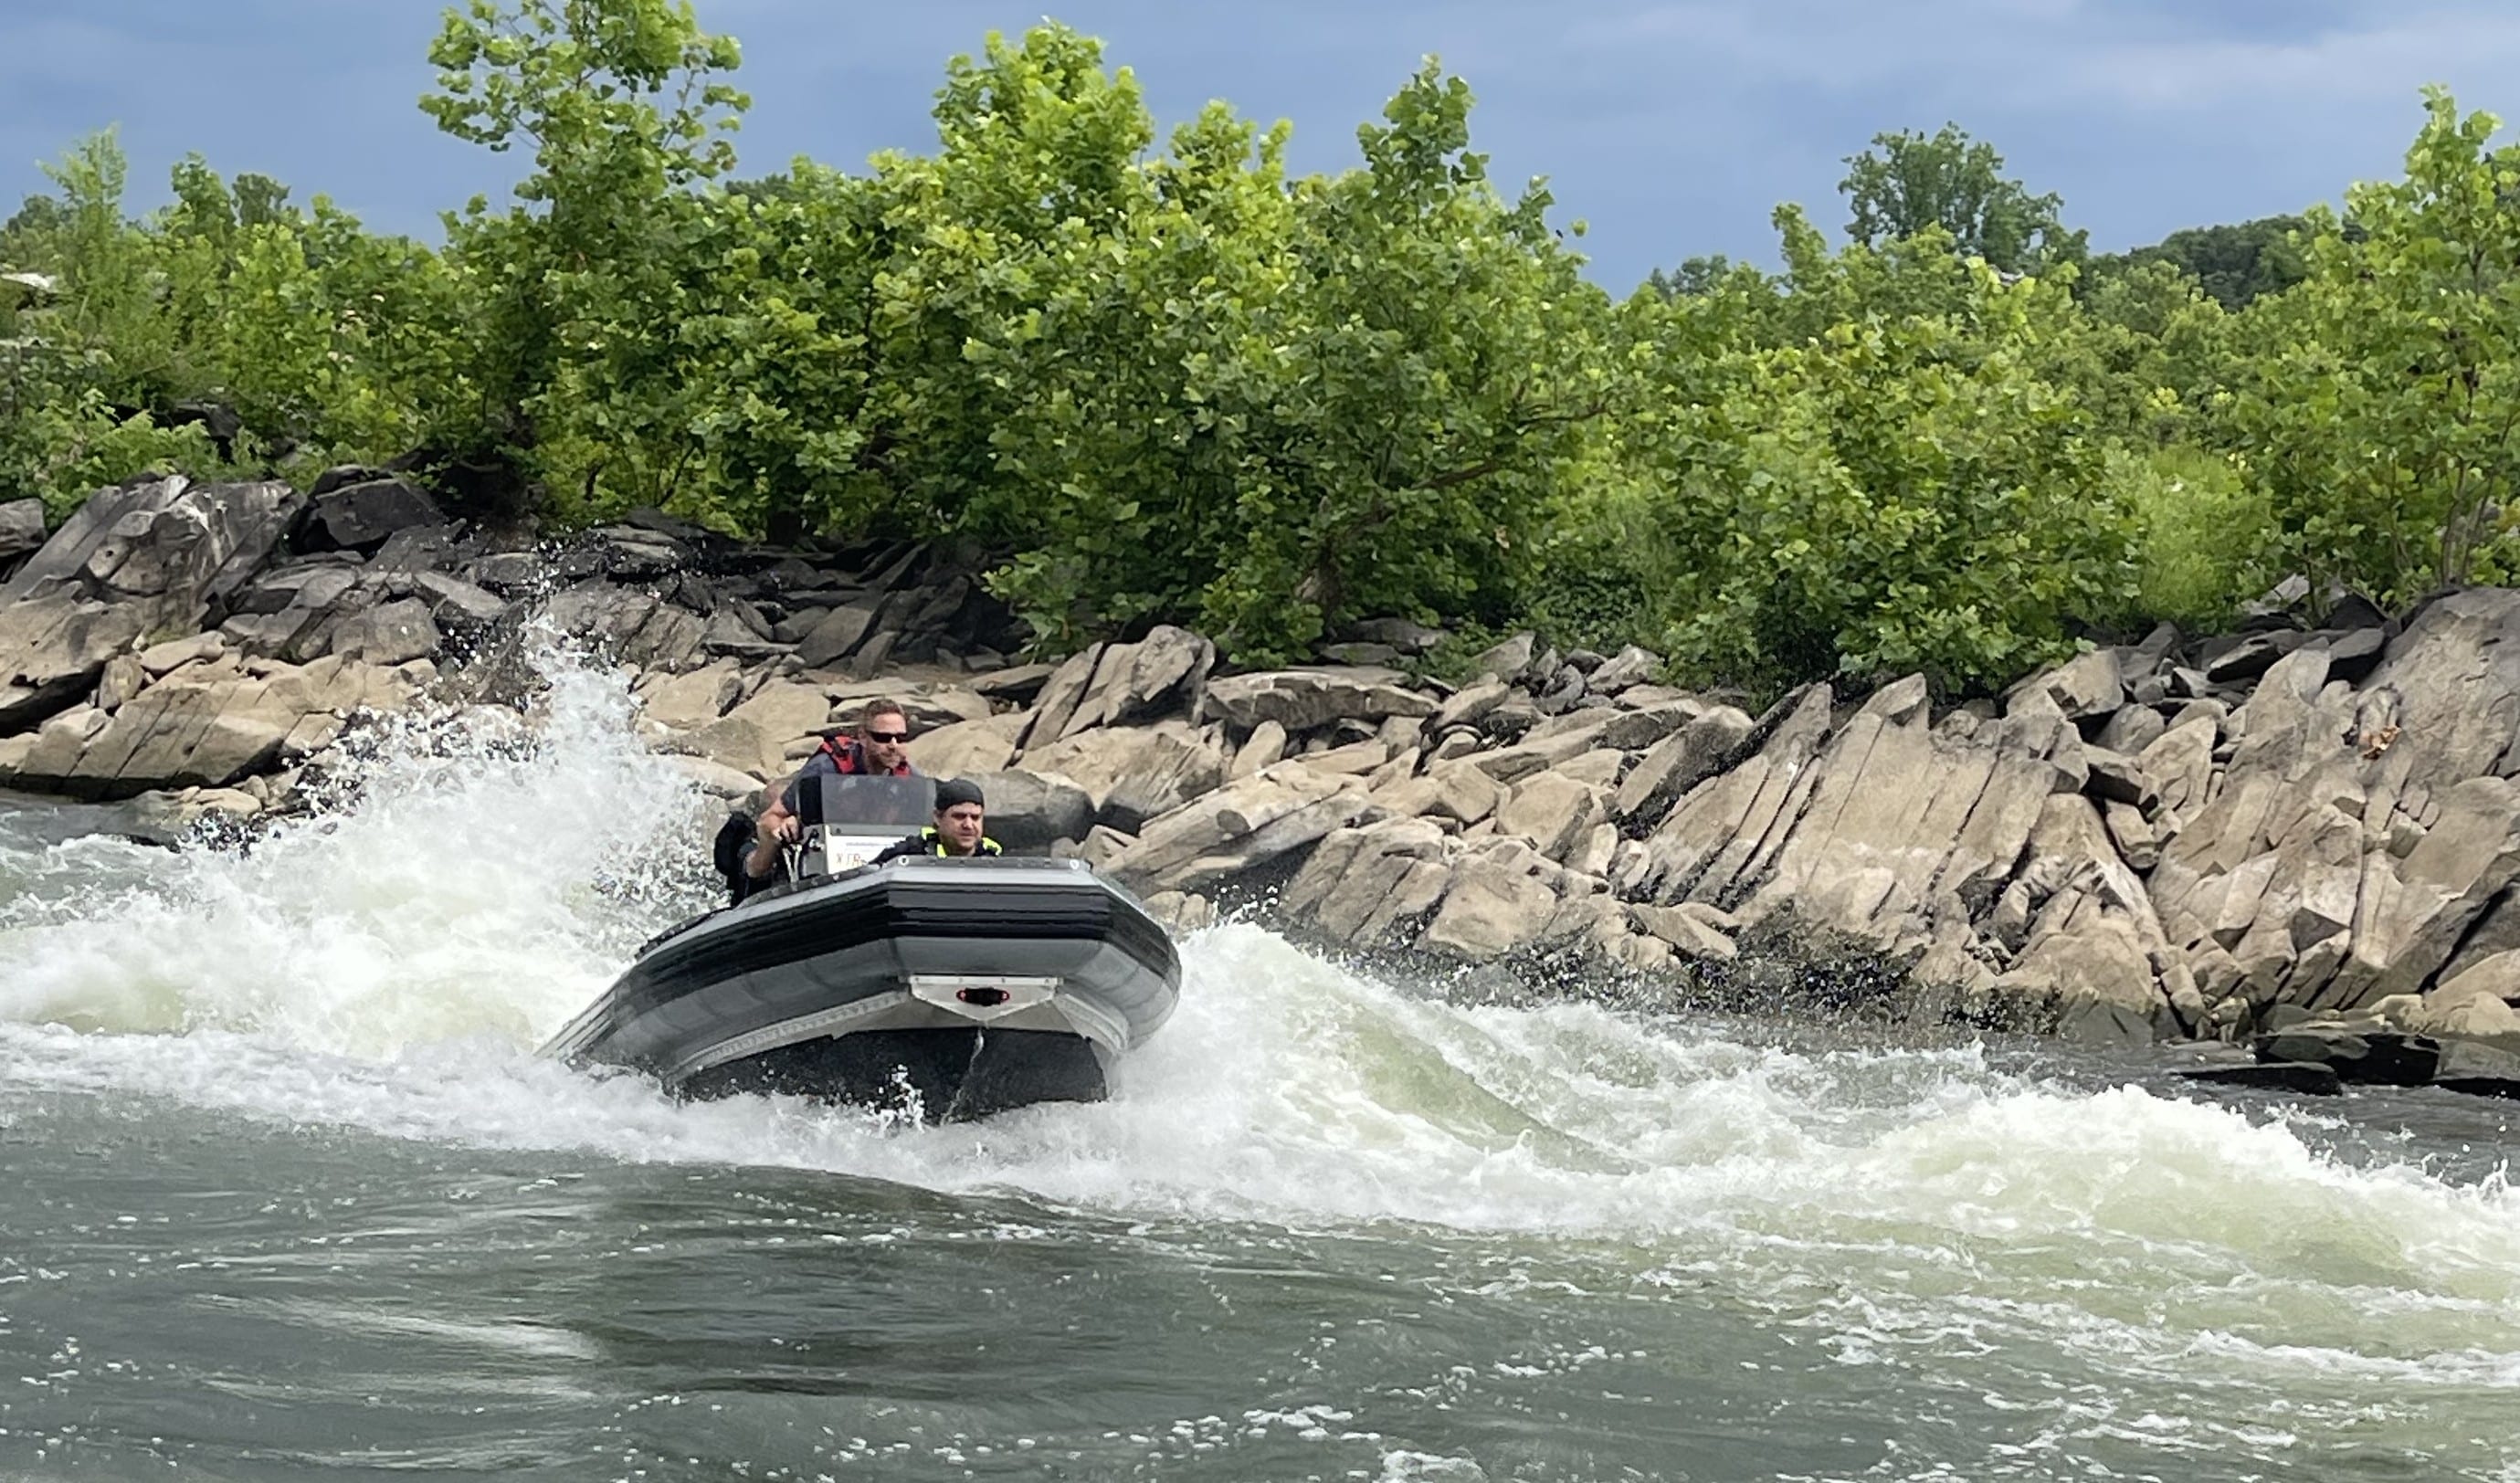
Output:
[2,471,2516,1100]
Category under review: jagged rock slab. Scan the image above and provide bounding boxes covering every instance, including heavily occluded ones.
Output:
[1419,854,1560,962]
[1054,626,1214,739]
[1281,817,1452,948]
[1621,685,1836,908]
[1107,763,1373,896]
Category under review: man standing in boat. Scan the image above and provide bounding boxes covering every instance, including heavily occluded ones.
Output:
[741,699,920,882]
[870,777,1003,862]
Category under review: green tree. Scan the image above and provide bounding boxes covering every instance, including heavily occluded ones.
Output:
[1608,205,2135,695]
[846,30,1607,659]
[1,193,70,270]
[2048,258,2234,447]
[1645,254,1744,300]
[2219,89,2520,605]
[2086,215,2309,310]
[1840,122,2085,273]
[422,0,750,479]
[1188,62,1608,657]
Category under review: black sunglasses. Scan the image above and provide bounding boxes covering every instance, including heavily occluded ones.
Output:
[864,729,911,743]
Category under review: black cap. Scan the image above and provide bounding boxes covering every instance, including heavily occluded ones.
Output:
[933,777,986,812]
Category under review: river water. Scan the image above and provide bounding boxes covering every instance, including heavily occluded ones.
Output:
[0,659,2514,1482]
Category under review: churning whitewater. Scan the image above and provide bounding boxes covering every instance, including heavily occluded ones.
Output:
[2,649,2515,1481]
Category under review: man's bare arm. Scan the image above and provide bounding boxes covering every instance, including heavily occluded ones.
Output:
[745,787,799,878]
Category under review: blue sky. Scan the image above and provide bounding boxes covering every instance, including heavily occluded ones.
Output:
[5,1,2519,289]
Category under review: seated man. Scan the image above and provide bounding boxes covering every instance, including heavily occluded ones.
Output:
[870,777,1003,863]
[744,698,918,881]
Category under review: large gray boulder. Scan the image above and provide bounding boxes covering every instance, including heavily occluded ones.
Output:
[636,660,743,731]
[329,597,441,666]
[0,594,153,731]
[1055,626,1214,739]
[1281,817,1453,947]
[906,712,1028,777]
[967,769,1096,851]
[1432,679,1509,732]
[534,583,706,672]
[1419,853,1561,962]
[1614,704,1754,827]
[2009,647,2123,720]
[305,477,445,552]
[413,572,509,631]
[1371,761,1503,827]
[1023,721,1229,834]
[0,477,304,731]
[1493,770,1605,862]
[1465,710,1624,784]
[2356,589,2520,794]
[795,602,880,668]
[1587,645,1661,694]
[1465,632,1534,685]
[0,499,47,564]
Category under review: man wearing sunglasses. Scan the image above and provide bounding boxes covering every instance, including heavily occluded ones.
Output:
[743,699,920,881]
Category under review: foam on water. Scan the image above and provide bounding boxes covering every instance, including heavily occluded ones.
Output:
[1,646,2515,1394]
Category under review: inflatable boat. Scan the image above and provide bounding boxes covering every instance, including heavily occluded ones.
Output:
[543,775,1181,1121]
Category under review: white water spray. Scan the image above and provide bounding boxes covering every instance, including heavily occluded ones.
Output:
[0,646,709,1052]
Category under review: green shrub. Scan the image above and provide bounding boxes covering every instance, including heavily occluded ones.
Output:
[2110,444,2273,629]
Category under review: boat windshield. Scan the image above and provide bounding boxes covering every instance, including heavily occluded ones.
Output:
[796,773,935,831]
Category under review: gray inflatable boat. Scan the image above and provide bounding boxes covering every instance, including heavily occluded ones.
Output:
[544,775,1181,1121]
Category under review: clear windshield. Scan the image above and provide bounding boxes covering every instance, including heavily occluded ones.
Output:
[796,773,934,830]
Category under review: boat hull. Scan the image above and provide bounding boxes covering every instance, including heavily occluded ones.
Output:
[545,857,1179,1120]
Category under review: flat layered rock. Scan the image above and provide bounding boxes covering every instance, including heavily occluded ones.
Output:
[7,655,416,799]
[1200,668,1437,733]
[907,711,1029,777]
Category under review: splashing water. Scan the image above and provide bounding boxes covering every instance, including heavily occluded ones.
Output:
[0,647,710,1052]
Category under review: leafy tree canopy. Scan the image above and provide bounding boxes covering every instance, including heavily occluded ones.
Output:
[2086,215,2310,310]
[1840,122,2086,273]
